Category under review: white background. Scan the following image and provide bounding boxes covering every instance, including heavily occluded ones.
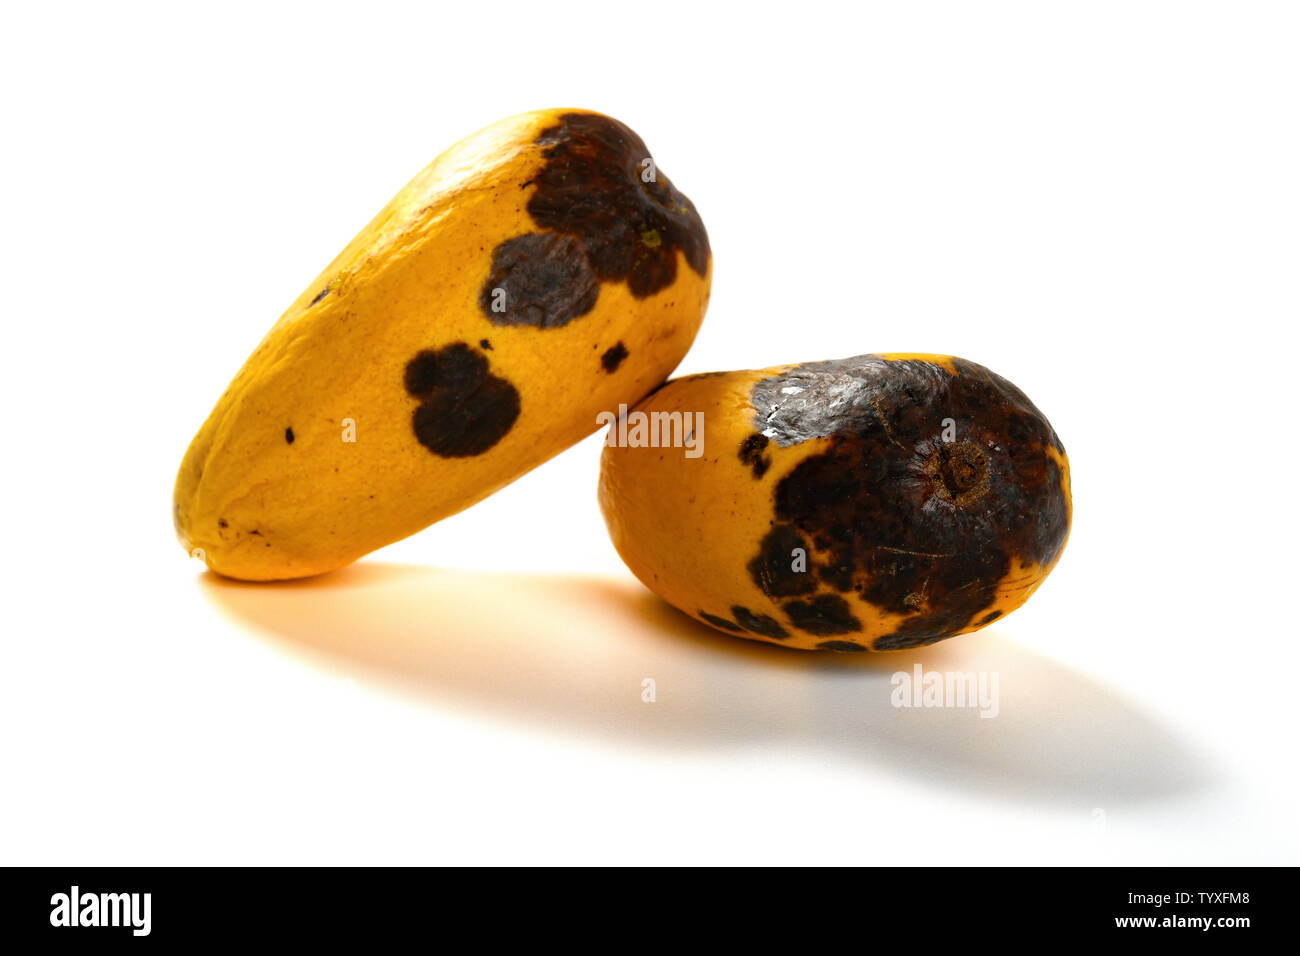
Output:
[2,1,1297,865]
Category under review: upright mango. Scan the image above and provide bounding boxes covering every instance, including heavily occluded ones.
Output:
[175,109,711,580]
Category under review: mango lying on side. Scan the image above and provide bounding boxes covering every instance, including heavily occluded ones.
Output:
[175,109,711,581]
[598,354,1071,651]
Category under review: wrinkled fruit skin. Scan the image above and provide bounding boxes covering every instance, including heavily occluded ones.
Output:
[598,354,1071,652]
[175,109,711,580]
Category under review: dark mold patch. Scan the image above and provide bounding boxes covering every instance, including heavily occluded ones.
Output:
[699,611,744,633]
[284,427,295,444]
[873,627,955,651]
[478,232,599,328]
[525,112,709,299]
[783,594,861,635]
[475,113,709,330]
[738,433,771,479]
[747,525,815,598]
[817,640,868,653]
[750,355,952,448]
[741,355,1069,648]
[601,342,629,373]
[404,343,521,457]
[978,610,1002,625]
[730,605,789,640]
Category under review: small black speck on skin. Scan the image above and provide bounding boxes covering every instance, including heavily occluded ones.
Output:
[218,519,228,529]
[309,287,329,306]
[978,610,1002,625]
[601,342,629,373]
[285,427,295,444]
[480,339,492,350]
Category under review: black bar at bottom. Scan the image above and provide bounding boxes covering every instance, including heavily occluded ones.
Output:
[1,866,1284,943]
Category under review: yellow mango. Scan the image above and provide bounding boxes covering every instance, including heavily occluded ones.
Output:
[175,109,711,580]
[598,354,1071,651]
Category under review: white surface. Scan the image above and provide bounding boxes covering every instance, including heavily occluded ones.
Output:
[1,1,1297,865]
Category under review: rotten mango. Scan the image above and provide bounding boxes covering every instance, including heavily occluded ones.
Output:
[175,109,711,580]
[598,354,1071,651]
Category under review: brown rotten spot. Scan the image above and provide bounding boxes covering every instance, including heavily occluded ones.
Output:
[738,433,771,478]
[477,113,709,326]
[528,113,709,298]
[752,355,1068,649]
[531,112,709,296]
[404,343,520,458]
[598,353,1072,652]
[478,233,599,329]
[601,341,629,373]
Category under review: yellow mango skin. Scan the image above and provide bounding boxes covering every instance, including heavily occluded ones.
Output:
[599,354,1071,652]
[175,109,711,580]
